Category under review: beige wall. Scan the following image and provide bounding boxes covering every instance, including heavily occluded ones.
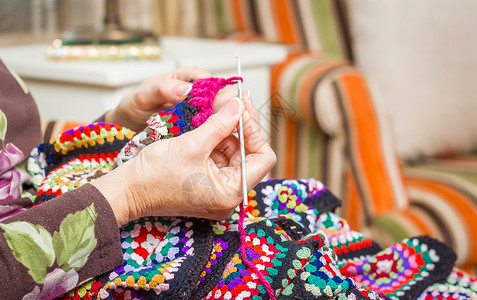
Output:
[347,0,477,161]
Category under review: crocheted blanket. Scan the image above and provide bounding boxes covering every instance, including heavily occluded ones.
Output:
[27,77,477,299]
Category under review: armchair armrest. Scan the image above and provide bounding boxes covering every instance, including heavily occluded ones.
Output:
[270,53,408,226]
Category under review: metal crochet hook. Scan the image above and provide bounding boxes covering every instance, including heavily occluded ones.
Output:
[236,54,248,207]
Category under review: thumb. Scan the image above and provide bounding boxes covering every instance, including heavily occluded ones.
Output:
[190,97,243,154]
[145,78,193,105]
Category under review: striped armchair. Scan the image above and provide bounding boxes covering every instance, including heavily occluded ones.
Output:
[155,0,477,272]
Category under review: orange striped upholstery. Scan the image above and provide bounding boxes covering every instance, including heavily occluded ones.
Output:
[271,61,409,217]
[365,173,477,268]
[324,68,477,267]
[333,70,409,216]
[270,57,477,268]
[270,54,348,182]
[158,0,350,57]
[407,177,477,265]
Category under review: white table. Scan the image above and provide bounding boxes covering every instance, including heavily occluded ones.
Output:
[0,37,287,138]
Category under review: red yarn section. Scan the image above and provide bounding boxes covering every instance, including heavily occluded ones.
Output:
[238,201,277,300]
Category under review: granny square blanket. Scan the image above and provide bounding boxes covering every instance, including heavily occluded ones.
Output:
[26,77,477,299]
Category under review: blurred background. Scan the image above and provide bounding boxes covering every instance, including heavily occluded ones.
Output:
[2,0,477,272]
[0,0,157,46]
[2,0,476,160]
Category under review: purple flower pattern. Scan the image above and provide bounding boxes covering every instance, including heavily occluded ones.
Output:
[0,143,30,203]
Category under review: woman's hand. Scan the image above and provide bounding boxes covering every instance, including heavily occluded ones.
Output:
[105,66,239,131]
[93,92,276,226]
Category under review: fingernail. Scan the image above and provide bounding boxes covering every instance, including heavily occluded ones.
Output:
[221,97,242,115]
[177,83,193,97]
[246,90,252,104]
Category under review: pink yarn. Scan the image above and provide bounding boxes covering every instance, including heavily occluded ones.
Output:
[189,77,243,127]
[238,201,277,300]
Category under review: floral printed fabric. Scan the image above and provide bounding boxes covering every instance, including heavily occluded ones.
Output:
[0,182,123,299]
[0,143,30,203]
[1,204,97,299]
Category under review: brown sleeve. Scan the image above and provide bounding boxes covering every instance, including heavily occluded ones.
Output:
[0,59,42,157]
[0,184,123,299]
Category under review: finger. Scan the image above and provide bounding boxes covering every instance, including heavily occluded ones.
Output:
[137,78,193,110]
[241,110,276,189]
[243,151,276,191]
[213,86,239,113]
[215,135,240,161]
[210,149,229,168]
[155,78,192,101]
[215,135,242,167]
[228,95,263,168]
[243,90,260,123]
[173,66,212,81]
[233,90,258,135]
[189,97,244,154]
[241,110,268,154]
[227,148,243,168]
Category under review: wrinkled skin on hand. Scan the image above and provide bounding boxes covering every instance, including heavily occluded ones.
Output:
[93,92,276,226]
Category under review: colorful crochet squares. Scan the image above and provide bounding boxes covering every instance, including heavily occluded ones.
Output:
[317,212,382,261]
[340,236,457,299]
[418,268,477,299]
[212,178,342,236]
[33,122,135,204]
[206,219,358,299]
[99,217,213,299]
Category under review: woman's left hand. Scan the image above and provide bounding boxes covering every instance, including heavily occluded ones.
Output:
[105,66,237,131]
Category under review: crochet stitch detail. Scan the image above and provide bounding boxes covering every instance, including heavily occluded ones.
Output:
[188,77,242,127]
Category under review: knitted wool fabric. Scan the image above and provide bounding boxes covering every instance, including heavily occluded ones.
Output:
[24,76,477,299]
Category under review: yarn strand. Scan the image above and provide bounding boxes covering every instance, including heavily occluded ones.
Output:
[238,201,277,300]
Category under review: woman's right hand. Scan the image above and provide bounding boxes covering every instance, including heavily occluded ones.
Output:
[92,92,276,226]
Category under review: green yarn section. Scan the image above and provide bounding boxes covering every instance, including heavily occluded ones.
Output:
[224,271,242,284]
[322,213,335,228]
[126,258,140,269]
[257,284,266,294]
